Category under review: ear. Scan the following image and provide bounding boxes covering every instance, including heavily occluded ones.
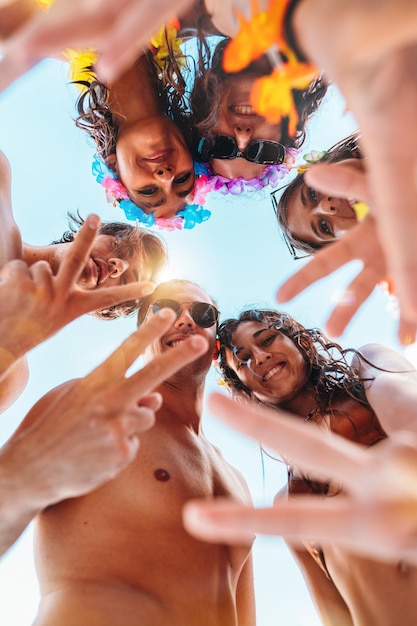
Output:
[212,338,220,361]
[105,153,118,175]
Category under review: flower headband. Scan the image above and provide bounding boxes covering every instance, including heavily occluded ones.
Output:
[92,157,211,231]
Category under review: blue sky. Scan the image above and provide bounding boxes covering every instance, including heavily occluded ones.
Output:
[0,56,407,625]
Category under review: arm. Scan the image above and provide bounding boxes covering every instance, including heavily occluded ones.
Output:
[289,1,417,328]
[183,393,417,564]
[0,149,22,265]
[354,343,417,436]
[0,311,208,556]
[236,552,256,626]
[288,544,353,626]
[0,0,194,89]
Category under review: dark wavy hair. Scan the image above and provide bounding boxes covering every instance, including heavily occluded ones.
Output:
[51,212,166,320]
[218,308,372,413]
[190,38,328,159]
[74,47,192,161]
[276,131,363,256]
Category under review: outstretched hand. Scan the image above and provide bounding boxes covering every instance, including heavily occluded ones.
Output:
[0,214,154,378]
[0,309,207,554]
[292,0,417,334]
[0,0,193,90]
[183,392,417,564]
[277,162,417,345]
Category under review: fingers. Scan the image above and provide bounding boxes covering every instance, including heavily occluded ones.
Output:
[74,280,155,317]
[88,308,177,387]
[183,498,257,544]
[55,214,101,286]
[137,392,163,412]
[184,497,368,552]
[324,267,379,337]
[277,241,351,303]
[125,334,208,399]
[398,316,417,346]
[97,0,193,81]
[0,259,32,281]
[305,161,371,203]
[208,393,369,489]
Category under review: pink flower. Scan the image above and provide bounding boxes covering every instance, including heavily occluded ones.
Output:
[102,176,129,201]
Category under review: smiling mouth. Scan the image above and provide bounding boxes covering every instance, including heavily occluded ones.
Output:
[262,363,285,381]
[167,335,192,348]
[230,104,257,116]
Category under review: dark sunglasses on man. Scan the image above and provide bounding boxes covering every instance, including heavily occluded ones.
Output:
[199,135,286,165]
[152,299,220,328]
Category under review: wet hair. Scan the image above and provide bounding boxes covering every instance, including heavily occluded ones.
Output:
[218,308,371,412]
[190,38,328,159]
[51,212,166,320]
[136,278,217,327]
[276,131,364,256]
[74,49,192,162]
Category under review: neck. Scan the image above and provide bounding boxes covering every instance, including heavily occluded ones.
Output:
[156,374,206,432]
[280,387,317,420]
[108,55,162,126]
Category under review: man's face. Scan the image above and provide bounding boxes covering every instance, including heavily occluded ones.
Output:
[49,234,150,289]
[144,283,218,375]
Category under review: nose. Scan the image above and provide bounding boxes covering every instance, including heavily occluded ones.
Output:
[252,346,271,366]
[316,197,339,215]
[153,164,175,183]
[174,306,195,330]
[108,258,129,280]
[234,124,254,151]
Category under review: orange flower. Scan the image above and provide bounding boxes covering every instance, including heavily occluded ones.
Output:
[250,63,318,134]
[222,0,289,73]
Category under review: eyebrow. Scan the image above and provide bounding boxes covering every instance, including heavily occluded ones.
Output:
[234,328,268,355]
[176,185,195,199]
[136,195,167,210]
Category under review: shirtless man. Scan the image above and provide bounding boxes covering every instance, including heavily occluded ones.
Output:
[26,279,255,626]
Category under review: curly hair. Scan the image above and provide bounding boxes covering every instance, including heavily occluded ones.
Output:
[190,38,328,159]
[276,131,364,256]
[51,212,166,321]
[74,46,192,162]
[217,308,371,412]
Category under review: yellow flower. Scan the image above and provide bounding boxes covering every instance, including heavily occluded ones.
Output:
[150,24,184,72]
[352,201,370,222]
[250,63,317,134]
[222,0,288,73]
[63,49,98,89]
[36,0,55,9]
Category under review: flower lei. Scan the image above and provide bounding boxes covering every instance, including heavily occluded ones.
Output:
[222,0,319,132]
[92,157,211,231]
[193,147,299,203]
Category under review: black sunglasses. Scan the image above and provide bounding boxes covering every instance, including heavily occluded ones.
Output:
[152,299,220,328]
[202,135,286,165]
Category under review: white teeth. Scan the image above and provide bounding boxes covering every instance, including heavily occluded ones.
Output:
[264,365,283,380]
[170,340,185,347]
[232,104,255,115]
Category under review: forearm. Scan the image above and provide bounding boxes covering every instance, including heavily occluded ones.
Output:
[291,0,417,74]
[0,0,42,42]
[0,454,44,556]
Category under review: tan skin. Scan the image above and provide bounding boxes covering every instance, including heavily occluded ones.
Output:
[105,55,195,219]
[0,150,154,411]
[196,324,417,626]
[27,283,255,626]
[209,73,285,181]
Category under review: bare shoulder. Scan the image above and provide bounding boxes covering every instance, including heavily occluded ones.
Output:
[352,343,416,375]
[210,442,252,503]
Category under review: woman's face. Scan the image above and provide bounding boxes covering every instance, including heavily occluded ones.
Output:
[285,181,358,245]
[111,117,195,218]
[225,320,310,410]
[210,74,283,180]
